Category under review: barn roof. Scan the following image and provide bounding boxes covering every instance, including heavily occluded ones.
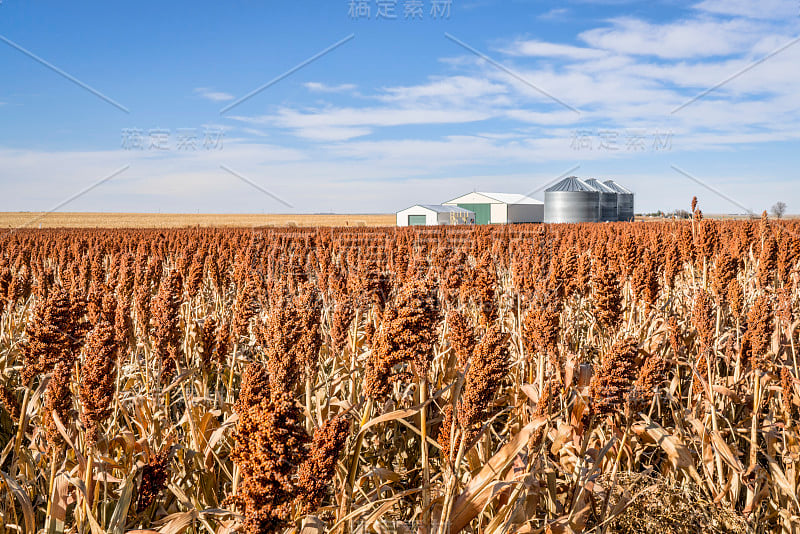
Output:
[444,192,543,205]
[417,204,474,213]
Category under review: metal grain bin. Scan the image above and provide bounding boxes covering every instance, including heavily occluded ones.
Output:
[603,180,634,222]
[584,178,618,222]
[544,176,600,223]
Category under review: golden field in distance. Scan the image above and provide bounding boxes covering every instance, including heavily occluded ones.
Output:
[0,212,396,228]
[2,212,792,230]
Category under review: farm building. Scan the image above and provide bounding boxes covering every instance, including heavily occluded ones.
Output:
[395,204,475,227]
[603,180,635,222]
[442,192,544,225]
[398,178,632,227]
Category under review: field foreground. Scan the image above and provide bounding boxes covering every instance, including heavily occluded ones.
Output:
[0,212,395,228]
[0,212,799,533]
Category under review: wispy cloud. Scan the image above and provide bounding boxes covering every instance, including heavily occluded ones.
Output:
[194,87,235,102]
[538,8,570,20]
[579,16,767,58]
[304,82,357,93]
[500,39,605,60]
[378,76,508,105]
[692,0,798,20]
[241,127,270,137]
[231,105,493,141]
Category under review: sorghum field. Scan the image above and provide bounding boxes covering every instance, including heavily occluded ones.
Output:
[1,207,799,533]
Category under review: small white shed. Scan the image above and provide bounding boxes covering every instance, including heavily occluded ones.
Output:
[396,205,476,227]
[442,192,544,224]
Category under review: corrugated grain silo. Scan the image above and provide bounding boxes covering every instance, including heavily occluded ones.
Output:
[603,180,634,222]
[584,178,618,222]
[544,176,600,223]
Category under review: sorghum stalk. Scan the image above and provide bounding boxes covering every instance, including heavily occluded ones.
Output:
[421,375,431,533]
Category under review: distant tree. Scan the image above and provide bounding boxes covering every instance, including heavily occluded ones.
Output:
[668,209,691,220]
[771,201,787,219]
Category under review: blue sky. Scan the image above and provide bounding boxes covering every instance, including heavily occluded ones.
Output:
[1,0,798,214]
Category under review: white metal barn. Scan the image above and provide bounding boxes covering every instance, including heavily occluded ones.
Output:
[396,205,476,227]
[442,192,544,224]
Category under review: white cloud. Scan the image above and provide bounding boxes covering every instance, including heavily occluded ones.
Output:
[538,8,569,20]
[229,74,510,141]
[241,128,270,137]
[245,106,491,129]
[3,140,795,215]
[378,76,509,106]
[503,108,587,126]
[0,142,308,213]
[231,106,492,141]
[292,126,374,142]
[193,87,235,102]
[304,82,357,93]
[500,40,606,60]
[693,0,798,20]
[579,16,765,58]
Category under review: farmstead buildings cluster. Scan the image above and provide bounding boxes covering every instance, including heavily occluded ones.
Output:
[396,176,635,226]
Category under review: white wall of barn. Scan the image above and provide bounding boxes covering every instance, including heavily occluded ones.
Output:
[490,203,507,224]
[395,206,438,226]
